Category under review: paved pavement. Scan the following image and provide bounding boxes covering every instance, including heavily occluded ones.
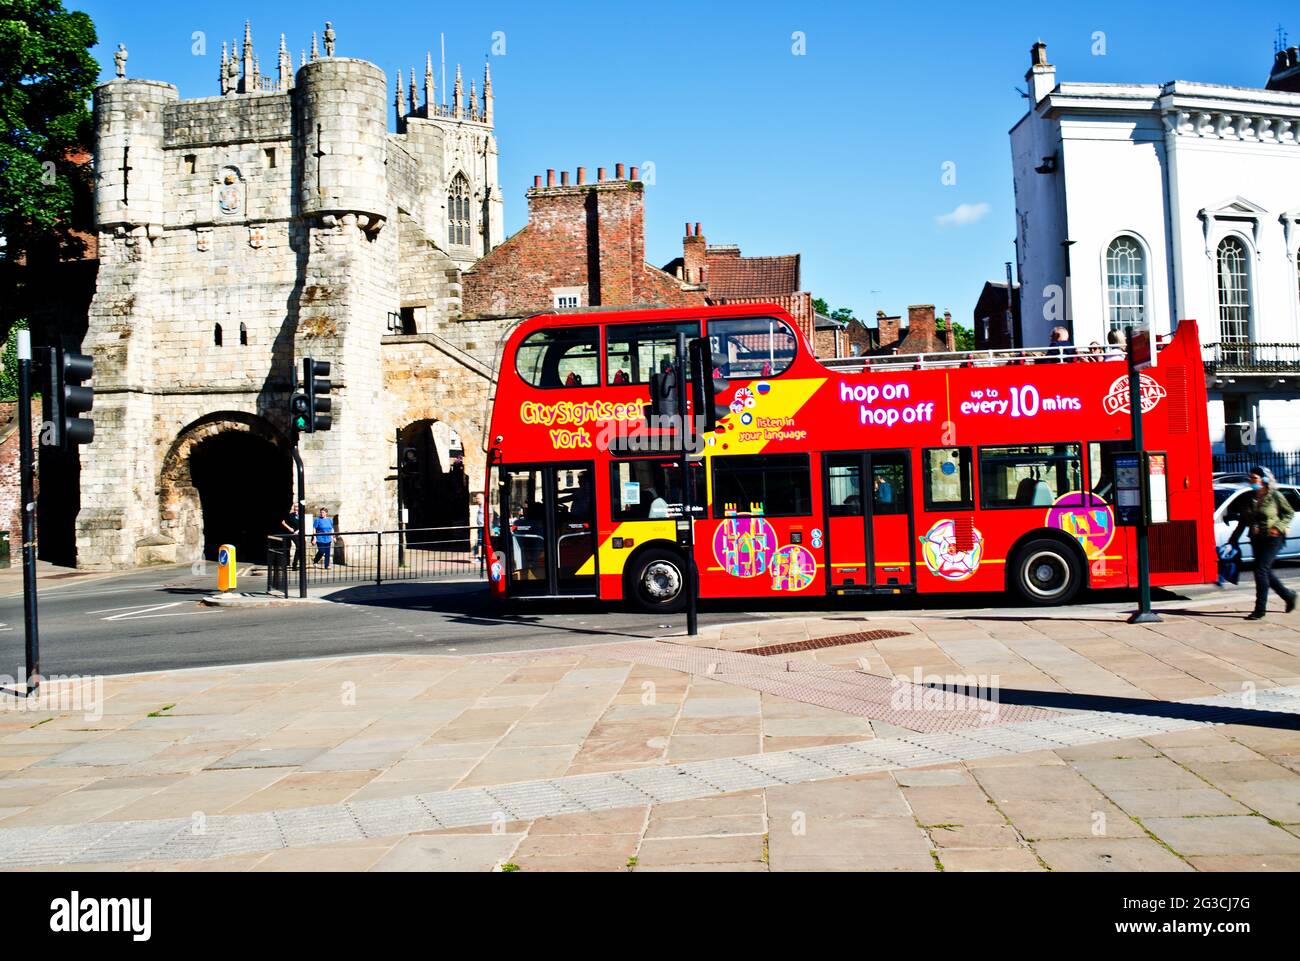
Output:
[0,573,1299,871]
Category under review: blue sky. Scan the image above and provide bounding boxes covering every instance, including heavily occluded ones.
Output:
[82,0,1292,326]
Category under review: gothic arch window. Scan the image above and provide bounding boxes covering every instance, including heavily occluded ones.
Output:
[1105,235,1145,331]
[214,323,223,347]
[448,173,472,248]
[1216,236,1251,343]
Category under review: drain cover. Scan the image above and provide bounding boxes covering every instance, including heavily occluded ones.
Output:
[738,629,909,657]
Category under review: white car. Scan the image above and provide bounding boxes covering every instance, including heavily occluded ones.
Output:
[1213,482,1300,561]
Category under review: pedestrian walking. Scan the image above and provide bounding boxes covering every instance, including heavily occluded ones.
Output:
[280,502,302,566]
[312,507,335,569]
[471,492,485,562]
[1229,467,1297,620]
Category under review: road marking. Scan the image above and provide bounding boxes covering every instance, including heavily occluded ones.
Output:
[85,602,210,621]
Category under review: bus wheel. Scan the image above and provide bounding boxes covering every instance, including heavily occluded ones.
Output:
[1013,539,1082,606]
[628,549,687,614]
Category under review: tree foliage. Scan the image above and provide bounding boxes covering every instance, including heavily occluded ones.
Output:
[0,317,27,400]
[0,0,98,261]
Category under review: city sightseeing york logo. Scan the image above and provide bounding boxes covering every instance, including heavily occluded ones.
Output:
[1102,373,1165,416]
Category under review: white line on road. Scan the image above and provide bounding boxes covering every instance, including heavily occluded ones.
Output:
[84,602,211,621]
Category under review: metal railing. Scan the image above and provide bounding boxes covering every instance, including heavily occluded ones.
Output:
[1213,451,1300,485]
[1202,342,1300,374]
[265,525,485,594]
[819,341,1142,372]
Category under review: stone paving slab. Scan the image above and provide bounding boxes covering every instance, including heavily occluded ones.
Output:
[2,677,1296,867]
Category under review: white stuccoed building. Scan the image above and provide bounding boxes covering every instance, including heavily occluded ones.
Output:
[1010,41,1300,462]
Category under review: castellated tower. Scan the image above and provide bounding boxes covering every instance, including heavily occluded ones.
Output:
[78,25,503,568]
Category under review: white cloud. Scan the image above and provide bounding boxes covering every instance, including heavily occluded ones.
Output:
[935,202,991,228]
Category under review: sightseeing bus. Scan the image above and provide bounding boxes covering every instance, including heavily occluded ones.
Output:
[482,303,1216,612]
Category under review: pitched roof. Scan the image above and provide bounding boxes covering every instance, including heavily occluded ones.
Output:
[705,251,800,298]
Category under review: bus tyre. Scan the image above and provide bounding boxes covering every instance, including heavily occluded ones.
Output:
[628,549,688,614]
[1013,538,1082,606]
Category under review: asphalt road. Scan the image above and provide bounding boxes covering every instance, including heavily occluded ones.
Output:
[0,562,1291,679]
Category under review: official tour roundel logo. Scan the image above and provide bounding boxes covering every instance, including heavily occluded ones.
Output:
[1103,373,1166,416]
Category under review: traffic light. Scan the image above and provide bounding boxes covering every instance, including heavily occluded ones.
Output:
[289,391,310,434]
[399,444,419,477]
[43,348,94,450]
[294,357,333,433]
[688,337,730,432]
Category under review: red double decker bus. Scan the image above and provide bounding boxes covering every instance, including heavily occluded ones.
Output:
[483,304,1216,612]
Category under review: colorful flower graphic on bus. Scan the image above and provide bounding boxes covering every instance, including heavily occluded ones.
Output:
[919,519,984,582]
[770,544,816,592]
[1045,492,1115,558]
[713,516,777,578]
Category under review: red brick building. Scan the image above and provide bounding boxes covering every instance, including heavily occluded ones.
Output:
[460,166,816,343]
[874,305,957,355]
[461,165,706,319]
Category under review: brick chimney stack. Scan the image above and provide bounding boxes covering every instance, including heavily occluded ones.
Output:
[683,221,707,285]
[877,310,900,350]
[943,309,955,350]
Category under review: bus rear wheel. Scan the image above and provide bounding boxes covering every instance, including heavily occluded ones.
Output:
[627,548,688,614]
[1013,538,1082,606]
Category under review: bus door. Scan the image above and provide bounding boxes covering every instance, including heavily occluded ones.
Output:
[824,451,914,591]
[500,463,598,597]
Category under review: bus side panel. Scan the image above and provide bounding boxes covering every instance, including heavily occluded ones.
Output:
[696,516,826,599]
[911,507,1003,595]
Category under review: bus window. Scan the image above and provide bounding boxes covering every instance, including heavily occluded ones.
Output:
[827,455,862,516]
[515,326,600,388]
[712,453,811,517]
[979,443,1082,509]
[923,447,972,511]
[610,459,705,519]
[707,317,798,379]
[872,453,907,515]
[1087,440,1129,504]
[605,321,700,385]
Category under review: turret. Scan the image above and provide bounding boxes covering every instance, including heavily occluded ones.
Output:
[483,60,493,125]
[93,78,177,235]
[296,57,388,228]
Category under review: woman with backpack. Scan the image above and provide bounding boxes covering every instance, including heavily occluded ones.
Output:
[1229,467,1297,620]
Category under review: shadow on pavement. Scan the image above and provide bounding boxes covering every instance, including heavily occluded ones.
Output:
[312,579,1195,619]
[927,682,1300,732]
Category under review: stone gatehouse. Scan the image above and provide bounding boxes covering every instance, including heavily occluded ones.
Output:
[81,23,509,567]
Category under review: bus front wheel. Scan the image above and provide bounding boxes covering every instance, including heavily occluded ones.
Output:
[1012,538,1082,606]
[627,548,688,614]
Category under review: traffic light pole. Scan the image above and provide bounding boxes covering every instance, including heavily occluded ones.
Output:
[395,429,406,569]
[16,333,39,696]
[291,442,307,599]
[676,333,698,637]
[1127,343,1160,624]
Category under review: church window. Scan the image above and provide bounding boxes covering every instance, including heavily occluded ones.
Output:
[448,174,472,247]
[214,323,223,347]
[1105,236,1144,331]
[1216,236,1250,343]
[239,323,248,346]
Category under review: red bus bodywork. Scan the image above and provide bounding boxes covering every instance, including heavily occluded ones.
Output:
[483,304,1216,607]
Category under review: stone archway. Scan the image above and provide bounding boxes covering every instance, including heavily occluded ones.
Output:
[159,413,292,563]
[398,417,470,535]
